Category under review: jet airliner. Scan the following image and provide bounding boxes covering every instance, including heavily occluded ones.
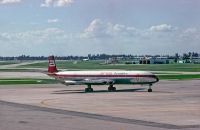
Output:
[48,56,159,92]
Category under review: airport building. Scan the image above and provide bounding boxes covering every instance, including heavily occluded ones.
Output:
[191,57,200,64]
[138,57,170,64]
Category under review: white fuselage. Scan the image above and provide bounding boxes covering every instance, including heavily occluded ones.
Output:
[50,70,159,85]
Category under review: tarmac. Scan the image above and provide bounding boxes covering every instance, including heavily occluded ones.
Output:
[0,79,200,130]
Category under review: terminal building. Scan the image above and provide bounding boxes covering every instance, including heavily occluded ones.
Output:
[129,57,169,64]
[191,57,200,64]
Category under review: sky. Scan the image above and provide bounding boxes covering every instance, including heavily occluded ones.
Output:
[0,0,200,56]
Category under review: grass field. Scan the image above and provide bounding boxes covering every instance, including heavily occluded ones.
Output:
[158,74,200,80]
[18,61,200,72]
[0,69,42,72]
[0,79,57,85]
[0,61,18,66]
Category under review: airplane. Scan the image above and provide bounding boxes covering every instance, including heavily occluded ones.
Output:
[47,56,159,92]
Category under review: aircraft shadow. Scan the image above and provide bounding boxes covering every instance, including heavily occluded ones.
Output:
[51,88,147,94]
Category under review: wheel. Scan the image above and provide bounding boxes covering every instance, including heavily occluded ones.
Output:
[89,88,93,92]
[85,87,93,92]
[148,88,152,92]
[108,86,116,91]
[108,86,112,91]
[112,87,116,91]
[85,88,89,92]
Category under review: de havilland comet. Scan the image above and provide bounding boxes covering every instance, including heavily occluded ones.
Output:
[48,56,159,92]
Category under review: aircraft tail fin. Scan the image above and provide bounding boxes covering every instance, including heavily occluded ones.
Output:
[48,55,58,74]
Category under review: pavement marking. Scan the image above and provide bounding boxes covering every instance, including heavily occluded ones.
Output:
[0,100,199,129]
[40,98,57,107]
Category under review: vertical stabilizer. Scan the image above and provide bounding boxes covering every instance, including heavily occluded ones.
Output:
[48,56,58,73]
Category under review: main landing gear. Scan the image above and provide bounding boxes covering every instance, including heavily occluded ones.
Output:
[108,84,116,92]
[85,84,117,92]
[148,84,153,92]
[85,85,93,92]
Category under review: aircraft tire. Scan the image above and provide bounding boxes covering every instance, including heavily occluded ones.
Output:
[148,88,152,92]
[108,86,116,91]
[85,88,93,92]
[89,88,93,92]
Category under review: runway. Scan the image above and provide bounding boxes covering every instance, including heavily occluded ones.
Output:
[0,80,200,130]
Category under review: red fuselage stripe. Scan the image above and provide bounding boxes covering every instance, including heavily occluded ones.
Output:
[54,74,157,78]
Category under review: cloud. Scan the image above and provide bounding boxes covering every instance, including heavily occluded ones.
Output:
[1,19,199,56]
[80,19,200,47]
[179,28,200,41]
[41,0,74,7]
[41,0,53,7]
[81,19,138,39]
[0,0,21,4]
[81,19,110,38]
[47,19,59,23]
[79,19,200,54]
[149,24,177,32]
[0,28,77,56]
[0,28,67,43]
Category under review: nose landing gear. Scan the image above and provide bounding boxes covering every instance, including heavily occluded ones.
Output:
[148,84,153,92]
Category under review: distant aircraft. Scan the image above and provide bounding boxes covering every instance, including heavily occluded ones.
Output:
[48,56,159,92]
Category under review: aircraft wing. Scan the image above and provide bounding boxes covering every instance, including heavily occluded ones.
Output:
[59,78,114,85]
[56,78,114,85]
[82,79,114,85]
